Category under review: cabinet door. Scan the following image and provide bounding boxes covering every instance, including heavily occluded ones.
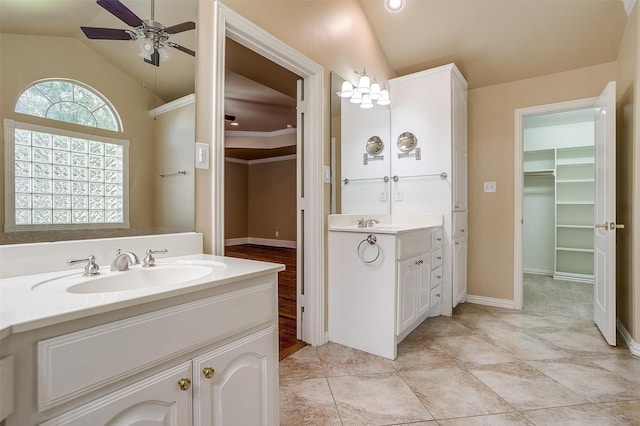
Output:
[41,362,192,426]
[453,237,468,307]
[453,145,467,211]
[397,257,418,335]
[417,256,431,316]
[193,327,277,426]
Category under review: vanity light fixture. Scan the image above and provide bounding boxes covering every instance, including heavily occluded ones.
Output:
[337,70,391,108]
[384,0,406,13]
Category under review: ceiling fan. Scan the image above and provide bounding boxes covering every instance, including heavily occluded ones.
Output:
[81,0,196,67]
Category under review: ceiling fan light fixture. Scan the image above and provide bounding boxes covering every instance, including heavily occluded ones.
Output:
[385,0,405,13]
[360,94,374,109]
[369,81,382,100]
[349,91,363,104]
[377,89,391,106]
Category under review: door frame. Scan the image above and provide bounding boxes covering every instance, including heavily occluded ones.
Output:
[513,97,597,310]
[208,1,326,346]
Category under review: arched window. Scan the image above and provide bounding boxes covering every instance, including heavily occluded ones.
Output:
[6,79,129,230]
[15,79,122,132]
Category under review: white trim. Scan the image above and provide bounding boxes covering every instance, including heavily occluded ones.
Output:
[466,295,517,310]
[617,318,640,356]
[225,237,296,249]
[225,127,296,138]
[211,2,325,347]
[523,268,554,276]
[225,154,297,165]
[148,93,195,117]
[513,97,598,311]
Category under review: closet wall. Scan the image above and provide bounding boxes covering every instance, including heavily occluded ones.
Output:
[523,109,596,282]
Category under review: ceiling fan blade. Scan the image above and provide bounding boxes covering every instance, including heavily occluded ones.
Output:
[167,42,196,57]
[164,21,196,34]
[81,27,133,40]
[96,0,144,27]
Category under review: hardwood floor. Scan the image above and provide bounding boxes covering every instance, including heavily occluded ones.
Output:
[224,244,306,360]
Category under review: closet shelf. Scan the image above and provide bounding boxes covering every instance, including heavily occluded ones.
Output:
[556,201,594,205]
[556,179,595,183]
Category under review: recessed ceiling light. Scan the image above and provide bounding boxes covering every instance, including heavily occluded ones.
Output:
[384,0,405,13]
[230,122,239,126]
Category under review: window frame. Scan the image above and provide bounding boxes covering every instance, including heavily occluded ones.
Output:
[4,119,130,232]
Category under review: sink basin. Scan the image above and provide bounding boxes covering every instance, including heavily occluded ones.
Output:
[32,263,220,294]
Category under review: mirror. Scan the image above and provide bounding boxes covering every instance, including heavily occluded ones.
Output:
[330,72,391,215]
[0,0,196,244]
[366,136,384,155]
[397,132,417,153]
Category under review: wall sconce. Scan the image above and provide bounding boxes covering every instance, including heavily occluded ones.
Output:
[337,69,391,108]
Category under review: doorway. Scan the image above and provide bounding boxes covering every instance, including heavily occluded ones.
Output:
[207,2,326,349]
[514,82,618,346]
[521,107,596,321]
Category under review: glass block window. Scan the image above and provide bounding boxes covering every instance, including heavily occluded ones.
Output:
[14,79,122,132]
[4,119,129,231]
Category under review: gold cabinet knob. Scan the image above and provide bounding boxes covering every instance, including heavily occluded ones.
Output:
[436,293,441,297]
[461,229,465,233]
[178,378,191,391]
[203,367,215,379]
[437,256,442,260]
[437,238,442,242]
[436,275,442,279]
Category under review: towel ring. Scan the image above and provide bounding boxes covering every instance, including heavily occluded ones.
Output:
[357,234,380,264]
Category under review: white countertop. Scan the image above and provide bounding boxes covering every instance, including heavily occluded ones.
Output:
[328,223,435,234]
[0,254,284,338]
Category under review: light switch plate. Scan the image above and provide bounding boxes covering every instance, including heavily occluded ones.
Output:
[195,142,209,169]
[484,181,497,193]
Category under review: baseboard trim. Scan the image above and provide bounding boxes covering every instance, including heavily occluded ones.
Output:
[617,319,640,357]
[224,237,296,249]
[466,295,517,310]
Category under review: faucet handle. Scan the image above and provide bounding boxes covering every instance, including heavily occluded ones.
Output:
[67,255,100,276]
[143,249,168,267]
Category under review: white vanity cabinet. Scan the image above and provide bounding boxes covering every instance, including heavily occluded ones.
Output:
[3,269,280,426]
[329,223,442,359]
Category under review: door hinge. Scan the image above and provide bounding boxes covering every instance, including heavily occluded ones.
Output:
[299,197,306,211]
[297,99,305,114]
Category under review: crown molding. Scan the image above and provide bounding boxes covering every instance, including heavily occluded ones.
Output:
[148,93,196,117]
[224,127,296,138]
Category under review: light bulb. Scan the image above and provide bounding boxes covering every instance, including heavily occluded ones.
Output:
[349,91,363,104]
[356,74,370,93]
[369,81,382,100]
[360,94,374,109]
[385,0,405,13]
[139,39,154,59]
[377,89,391,106]
[337,81,354,98]
[159,47,171,61]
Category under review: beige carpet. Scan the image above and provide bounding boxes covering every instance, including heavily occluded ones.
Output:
[523,273,593,321]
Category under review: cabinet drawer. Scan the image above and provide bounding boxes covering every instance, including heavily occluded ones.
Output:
[38,279,277,411]
[430,285,442,308]
[397,230,430,260]
[431,267,443,289]
[431,249,443,269]
[430,230,443,249]
[453,212,467,237]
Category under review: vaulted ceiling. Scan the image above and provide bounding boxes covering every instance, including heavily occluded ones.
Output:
[0,0,631,132]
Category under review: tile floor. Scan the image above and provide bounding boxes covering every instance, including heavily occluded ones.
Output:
[279,303,640,425]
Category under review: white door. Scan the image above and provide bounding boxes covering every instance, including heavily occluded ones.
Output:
[593,81,617,346]
[296,79,304,340]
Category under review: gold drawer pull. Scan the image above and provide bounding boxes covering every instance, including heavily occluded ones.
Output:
[178,378,191,391]
[203,367,215,379]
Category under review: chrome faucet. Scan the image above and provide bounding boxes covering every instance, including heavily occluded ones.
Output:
[143,248,168,267]
[366,219,379,228]
[67,255,100,276]
[110,251,140,271]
